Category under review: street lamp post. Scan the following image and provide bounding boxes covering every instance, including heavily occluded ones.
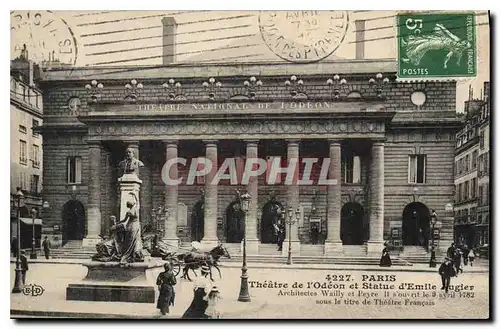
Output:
[285,206,301,265]
[429,210,438,268]
[30,208,37,259]
[12,188,24,293]
[238,191,251,302]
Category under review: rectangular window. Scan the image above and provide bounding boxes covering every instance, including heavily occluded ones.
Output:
[67,156,82,184]
[32,144,40,168]
[478,186,484,206]
[31,174,40,194]
[19,172,26,190]
[32,119,40,137]
[471,178,477,198]
[343,155,361,184]
[472,150,478,169]
[465,155,470,172]
[485,183,489,205]
[19,125,27,134]
[457,184,462,202]
[480,130,485,149]
[464,181,469,200]
[408,155,426,184]
[484,152,489,173]
[19,140,27,165]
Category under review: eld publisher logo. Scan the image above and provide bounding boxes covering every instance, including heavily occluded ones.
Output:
[22,284,44,297]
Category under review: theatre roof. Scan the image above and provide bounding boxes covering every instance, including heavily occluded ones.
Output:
[40,59,397,82]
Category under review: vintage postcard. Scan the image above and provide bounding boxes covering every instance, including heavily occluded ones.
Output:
[10,10,490,319]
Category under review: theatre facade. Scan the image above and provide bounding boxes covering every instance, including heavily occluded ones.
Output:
[38,59,461,256]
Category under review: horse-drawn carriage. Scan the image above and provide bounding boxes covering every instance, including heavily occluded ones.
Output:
[143,226,231,281]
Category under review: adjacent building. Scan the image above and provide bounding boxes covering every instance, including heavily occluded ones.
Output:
[453,82,490,248]
[10,58,44,249]
[477,82,491,246]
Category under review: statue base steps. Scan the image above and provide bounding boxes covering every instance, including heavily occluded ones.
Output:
[66,260,165,304]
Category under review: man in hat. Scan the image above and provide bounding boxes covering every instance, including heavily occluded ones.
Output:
[447,242,456,259]
[42,237,51,259]
[438,257,456,293]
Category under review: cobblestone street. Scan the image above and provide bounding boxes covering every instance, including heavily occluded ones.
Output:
[10,262,489,319]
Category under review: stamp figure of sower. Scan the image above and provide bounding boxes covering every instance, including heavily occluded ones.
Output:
[119,148,144,177]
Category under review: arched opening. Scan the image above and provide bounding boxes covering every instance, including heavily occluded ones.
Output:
[340,202,365,245]
[260,200,284,244]
[402,202,431,247]
[225,201,244,243]
[62,200,85,242]
[190,201,204,242]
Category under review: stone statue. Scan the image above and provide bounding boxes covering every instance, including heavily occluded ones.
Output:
[92,193,145,263]
[91,215,124,262]
[118,148,144,177]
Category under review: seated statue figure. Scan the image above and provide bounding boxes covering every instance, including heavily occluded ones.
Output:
[92,216,124,262]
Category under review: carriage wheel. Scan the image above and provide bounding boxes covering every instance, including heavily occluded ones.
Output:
[171,259,181,277]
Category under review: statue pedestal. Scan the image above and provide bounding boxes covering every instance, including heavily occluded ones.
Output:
[66,260,165,303]
[118,174,142,221]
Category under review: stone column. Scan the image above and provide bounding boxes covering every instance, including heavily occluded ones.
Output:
[164,140,179,249]
[202,140,219,245]
[283,140,300,256]
[324,139,343,254]
[139,142,152,227]
[83,141,102,247]
[245,140,259,255]
[366,141,385,254]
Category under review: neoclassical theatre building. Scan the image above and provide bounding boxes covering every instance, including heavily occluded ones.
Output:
[38,59,461,256]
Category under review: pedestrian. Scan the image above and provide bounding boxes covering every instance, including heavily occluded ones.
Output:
[204,285,221,319]
[42,236,51,260]
[156,261,177,315]
[438,257,456,293]
[182,264,211,319]
[447,242,456,259]
[310,223,319,245]
[453,249,463,275]
[468,248,476,266]
[379,243,392,267]
[462,246,469,266]
[20,250,29,286]
[11,236,18,258]
[276,221,285,251]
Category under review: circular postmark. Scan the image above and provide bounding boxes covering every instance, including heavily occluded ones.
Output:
[259,11,349,63]
[11,11,78,66]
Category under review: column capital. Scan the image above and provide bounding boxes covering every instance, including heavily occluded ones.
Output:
[372,141,386,147]
[202,139,218,146]
[244,139,260,146]
[163,140,179,146]
[87,141,102,148]
[286,139,300,147]
[327,139,342,145]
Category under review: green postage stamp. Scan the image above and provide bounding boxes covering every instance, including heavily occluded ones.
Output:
[397,13,476,78]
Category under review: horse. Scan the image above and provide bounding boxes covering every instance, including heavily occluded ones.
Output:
[177,244,231,281]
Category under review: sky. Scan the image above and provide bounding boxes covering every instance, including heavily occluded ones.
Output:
[10,10,490,110]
